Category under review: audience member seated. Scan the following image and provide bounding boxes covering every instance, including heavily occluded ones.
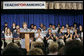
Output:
[63,40,83,55]
[48,42,58,55]
[32,42,44,54]
[28,48,44,55]
[1,42,24,55]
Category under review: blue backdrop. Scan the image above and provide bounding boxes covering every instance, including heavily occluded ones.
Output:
[1,14,83,30]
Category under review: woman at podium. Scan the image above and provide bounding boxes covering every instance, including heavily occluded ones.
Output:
[20,22,30,32]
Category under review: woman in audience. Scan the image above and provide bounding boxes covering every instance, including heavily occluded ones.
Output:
[4,28,13,45]
[66,28,70,38]
[61,26,67,33]
[42,25,47,37]
[57,28,63,38]
[31,25,37,33]
[30,24,34,31]
[39,23,44,31]
[73,29,78,39]
[11,22,16,33]
[13,28,21,42]
[56,24,60,32]
[35,28,44,42]
[52,25,57,33]
[65,24,69,30]
[66,33,73,42]
[70,26,74,34]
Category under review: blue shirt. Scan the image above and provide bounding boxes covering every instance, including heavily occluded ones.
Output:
[13,32,20,38]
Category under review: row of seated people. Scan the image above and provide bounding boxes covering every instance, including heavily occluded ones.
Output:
[1,22,83,49]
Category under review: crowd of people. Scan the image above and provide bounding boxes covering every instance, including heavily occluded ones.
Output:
[1,22,83,55]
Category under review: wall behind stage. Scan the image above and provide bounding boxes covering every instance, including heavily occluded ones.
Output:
[1,14,83,30]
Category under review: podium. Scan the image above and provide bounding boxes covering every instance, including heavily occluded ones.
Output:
[20,32,34,52]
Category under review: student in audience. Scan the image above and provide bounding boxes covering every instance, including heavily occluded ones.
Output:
[42,25,47,37]
[30,24,34,31]
[61,25,66,33]
[48,24,52,30]
[66,33,73,42]
[78,25,83,39]
[28,48,44,55]
[11,22,16,33]
[56,24,60,32]
[63,40,83,55]
[48,42,58,55]
[57,28,63,38]
[20,22,30,32]
[53,33,58,41]
[14,25,20,33]
[73,23,77,29]
[52,25,57,33]
[13,28,21,42]
[73,29,78,39]
[2,22,8,33]
[43,25,47,31]
[65,24,69,30]
[16,25,20,30]
[70,26,74,34]
[66,28,70,38]
[39,23,44,31]
[4,28,13,45]
[46,29,54,44]
[31,25,37,33]
[35,28,44,42]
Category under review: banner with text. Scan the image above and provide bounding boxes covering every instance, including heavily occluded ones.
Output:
[3,1,46,9]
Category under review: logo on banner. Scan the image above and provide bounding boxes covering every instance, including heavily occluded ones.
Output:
[3,1,46,9]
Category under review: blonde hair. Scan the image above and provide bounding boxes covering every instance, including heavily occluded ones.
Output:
[5,28,12,36]
[22,22,27,28]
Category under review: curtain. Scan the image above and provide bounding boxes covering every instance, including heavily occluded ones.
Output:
[1,14,83,30]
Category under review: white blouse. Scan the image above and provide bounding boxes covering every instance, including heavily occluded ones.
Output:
[4,33,13,38]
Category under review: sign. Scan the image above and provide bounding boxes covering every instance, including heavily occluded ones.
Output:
[3,1,46,9]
